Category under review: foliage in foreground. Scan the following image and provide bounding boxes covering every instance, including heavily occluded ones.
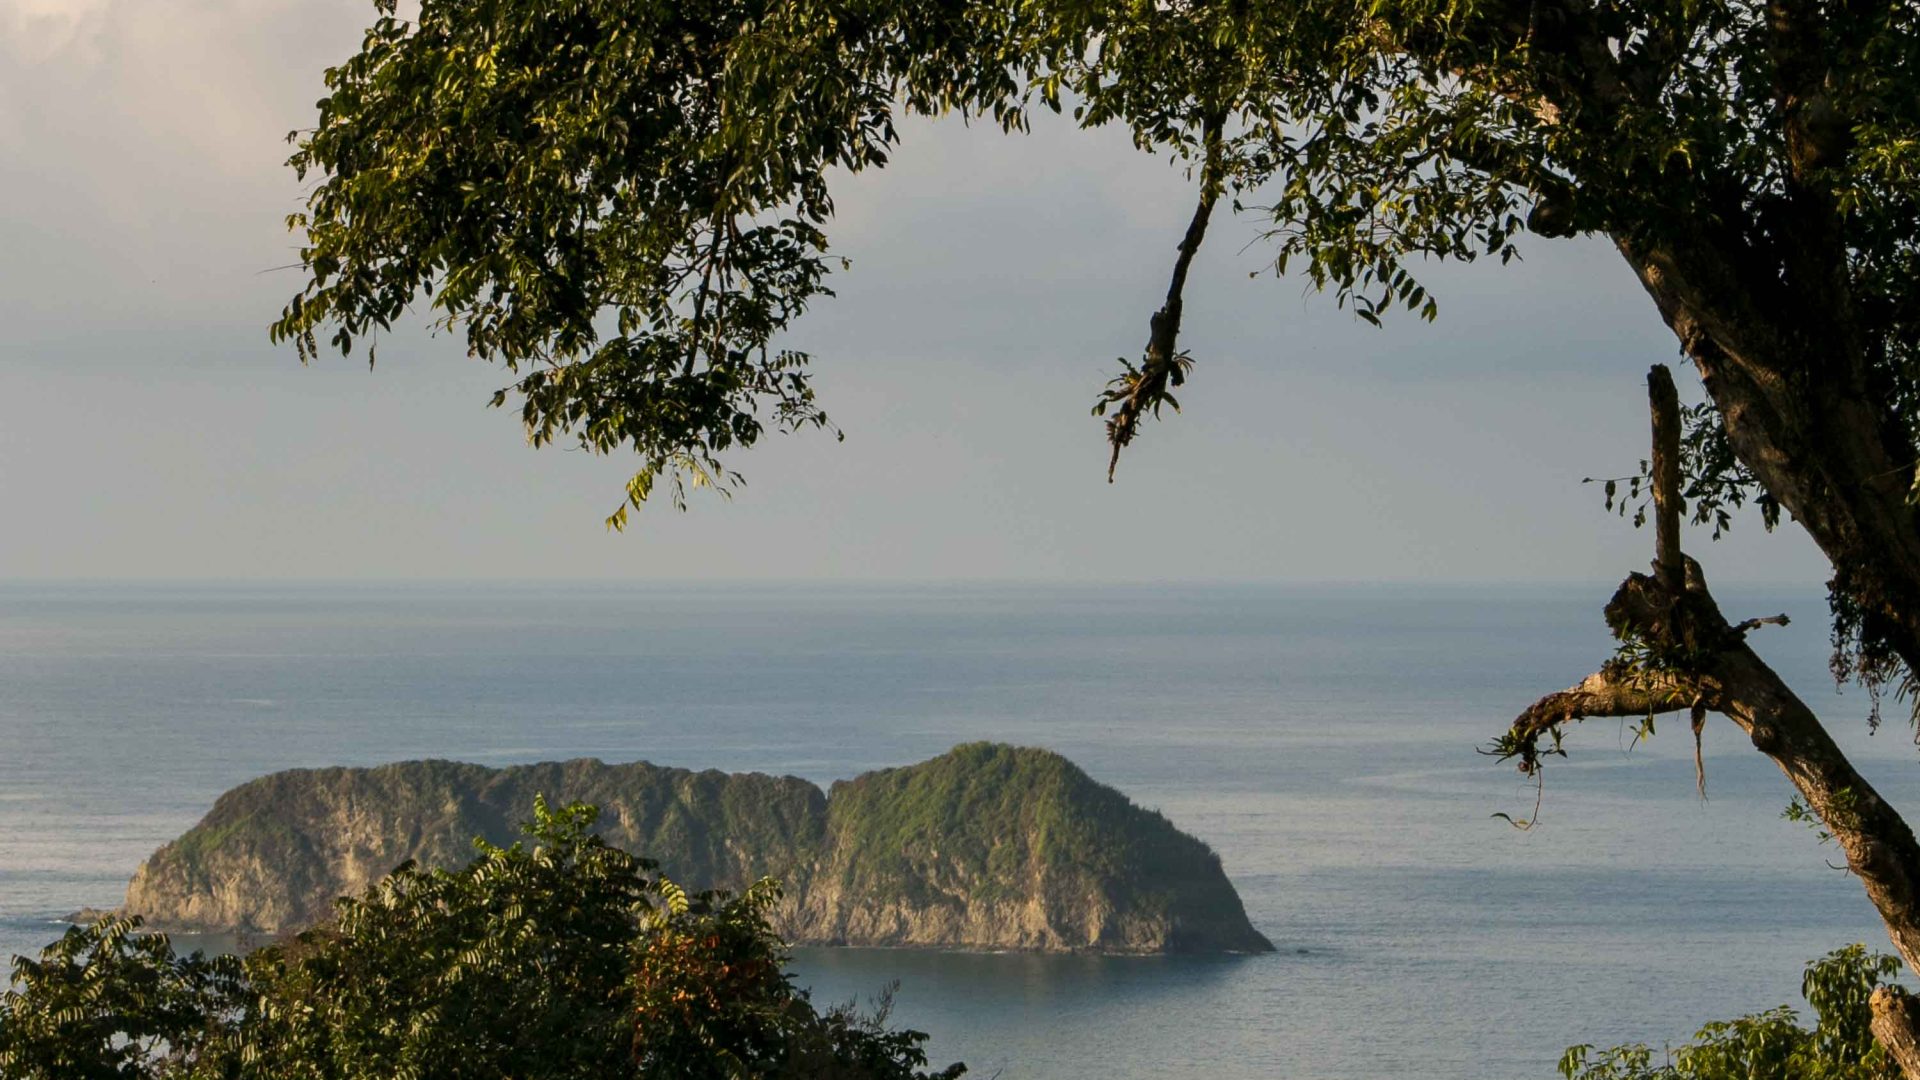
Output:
[0,798,962,1080]
[1561,946,1903,1080]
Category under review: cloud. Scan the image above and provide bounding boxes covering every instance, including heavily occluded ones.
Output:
[0,1,375,336]
[0,0,111,64]
[0,0,361,173]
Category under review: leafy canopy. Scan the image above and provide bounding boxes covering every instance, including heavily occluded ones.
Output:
[275,0,1920,665]
[0,799,962,1080]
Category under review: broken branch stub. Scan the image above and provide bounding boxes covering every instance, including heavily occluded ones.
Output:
[1649,364,1684,590]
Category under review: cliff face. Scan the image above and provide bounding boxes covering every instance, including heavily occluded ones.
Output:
[788,744,1272,953]
[123,744,1271,955]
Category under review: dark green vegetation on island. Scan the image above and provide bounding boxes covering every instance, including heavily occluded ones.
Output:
[1,801,963,1080]
[1562,946,1904,1080]
[814,746,1260,948]
[124,744,1272,955]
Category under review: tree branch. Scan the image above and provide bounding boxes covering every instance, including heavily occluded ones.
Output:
[1499,366,1920,1077]
[1101,107,1227,481]
[1510,667,1696,746]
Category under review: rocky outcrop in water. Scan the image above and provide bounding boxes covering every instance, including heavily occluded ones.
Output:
[123,743,1272,954]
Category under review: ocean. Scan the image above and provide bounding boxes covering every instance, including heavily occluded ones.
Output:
[0,581,1907,1078]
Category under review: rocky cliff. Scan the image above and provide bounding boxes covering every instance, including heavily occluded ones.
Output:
[123,743,1272,954]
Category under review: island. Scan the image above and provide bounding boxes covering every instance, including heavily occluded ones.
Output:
[121,742,1273,954]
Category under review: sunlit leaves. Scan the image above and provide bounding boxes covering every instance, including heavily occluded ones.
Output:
[1560,946,1903,1080]
[279,0,1920,555]
[0,800,962,1080]
[0,917,247,1080]
[273,0,908,522]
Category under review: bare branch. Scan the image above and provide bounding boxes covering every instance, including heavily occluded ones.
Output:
[1511,667,1696,741]
[1649,364,1684,589]
[1732,613,1791,635]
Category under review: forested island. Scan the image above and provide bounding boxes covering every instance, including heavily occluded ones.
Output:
[120,743,1272,955]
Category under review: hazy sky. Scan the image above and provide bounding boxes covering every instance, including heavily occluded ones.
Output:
[0,0,1832,583]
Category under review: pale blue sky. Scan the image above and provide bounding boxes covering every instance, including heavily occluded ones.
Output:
[0,0,1830,583]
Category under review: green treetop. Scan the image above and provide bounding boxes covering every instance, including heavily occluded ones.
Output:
[0,799,962,1080]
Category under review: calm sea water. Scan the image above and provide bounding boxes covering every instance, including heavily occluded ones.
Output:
[0,581,1910,1078]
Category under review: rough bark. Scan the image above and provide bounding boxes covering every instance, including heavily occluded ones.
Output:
[1875,987,1920,1079]
[1615,230,1920,684]
[1648,367,1684,590]
[1505,367,1920,1075]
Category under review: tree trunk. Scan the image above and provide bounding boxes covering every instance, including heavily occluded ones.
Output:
[1616,234,1920,683]
[1875,987,1920,1079]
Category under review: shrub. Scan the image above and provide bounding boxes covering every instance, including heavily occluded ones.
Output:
[0,799,961,1080]
[1561,946,1903,1080]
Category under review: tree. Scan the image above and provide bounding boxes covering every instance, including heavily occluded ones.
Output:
[270,0,1920,1070]
[0,800,962,1080]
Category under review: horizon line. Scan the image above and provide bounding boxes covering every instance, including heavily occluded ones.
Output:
[0,574,1830,591]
